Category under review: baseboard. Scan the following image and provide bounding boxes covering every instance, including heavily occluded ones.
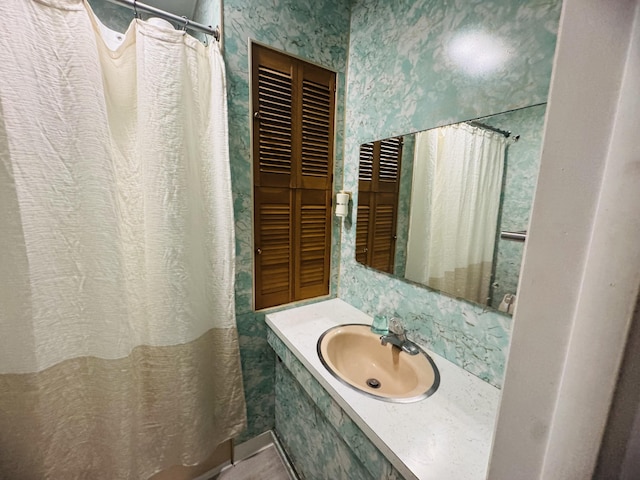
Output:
[233,431,277,463]
[270,430,300,480]
[193,430,298,480]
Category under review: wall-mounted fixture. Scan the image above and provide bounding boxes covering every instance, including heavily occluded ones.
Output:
[335,191,351,218]
[500,230,527,242]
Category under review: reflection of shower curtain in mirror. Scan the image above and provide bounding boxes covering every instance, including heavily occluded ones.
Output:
[0,1,246,478]
[405,123,506,304]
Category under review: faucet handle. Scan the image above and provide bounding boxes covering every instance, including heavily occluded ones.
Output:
[388,317,404,335]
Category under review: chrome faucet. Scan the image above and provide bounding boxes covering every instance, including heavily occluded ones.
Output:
[380,318,420,355]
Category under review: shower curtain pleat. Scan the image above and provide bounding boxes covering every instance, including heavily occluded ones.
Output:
[0,1,247,478]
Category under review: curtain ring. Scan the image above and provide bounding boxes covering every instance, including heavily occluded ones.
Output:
[133,0,139,19]
[181,16,189,32]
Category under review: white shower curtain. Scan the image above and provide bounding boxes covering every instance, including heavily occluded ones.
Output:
[0,1,246,478]
[405,123,506,304]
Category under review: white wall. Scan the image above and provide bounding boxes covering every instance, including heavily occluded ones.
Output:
[488,0,640,478]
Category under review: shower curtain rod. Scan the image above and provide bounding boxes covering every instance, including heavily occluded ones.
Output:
[104,0,220,40]
[468,120,516,139]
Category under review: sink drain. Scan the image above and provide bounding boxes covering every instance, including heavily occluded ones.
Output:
[366,378,381,389]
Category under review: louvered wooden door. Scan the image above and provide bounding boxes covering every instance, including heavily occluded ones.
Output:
[355,138,402,274]
[252,44,335,310]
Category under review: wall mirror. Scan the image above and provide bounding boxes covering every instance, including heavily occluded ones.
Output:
[355,104,546,314]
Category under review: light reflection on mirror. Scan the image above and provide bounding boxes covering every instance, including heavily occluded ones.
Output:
[355,104,546,315]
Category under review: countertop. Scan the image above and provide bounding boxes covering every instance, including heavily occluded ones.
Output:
[265,298,500,480]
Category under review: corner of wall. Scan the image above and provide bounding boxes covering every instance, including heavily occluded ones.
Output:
[488,1,640,478]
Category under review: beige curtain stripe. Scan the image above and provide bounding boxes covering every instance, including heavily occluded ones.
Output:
[0,328,246,480]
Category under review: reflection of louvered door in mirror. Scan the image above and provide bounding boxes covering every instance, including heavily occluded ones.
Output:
[356,142,373,265]
[252,44,335,310]
[355,191,370,265]
[356,138,402,274]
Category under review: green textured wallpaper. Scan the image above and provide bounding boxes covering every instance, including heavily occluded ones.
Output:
[339,0,561,387]
[223,0,351,441]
